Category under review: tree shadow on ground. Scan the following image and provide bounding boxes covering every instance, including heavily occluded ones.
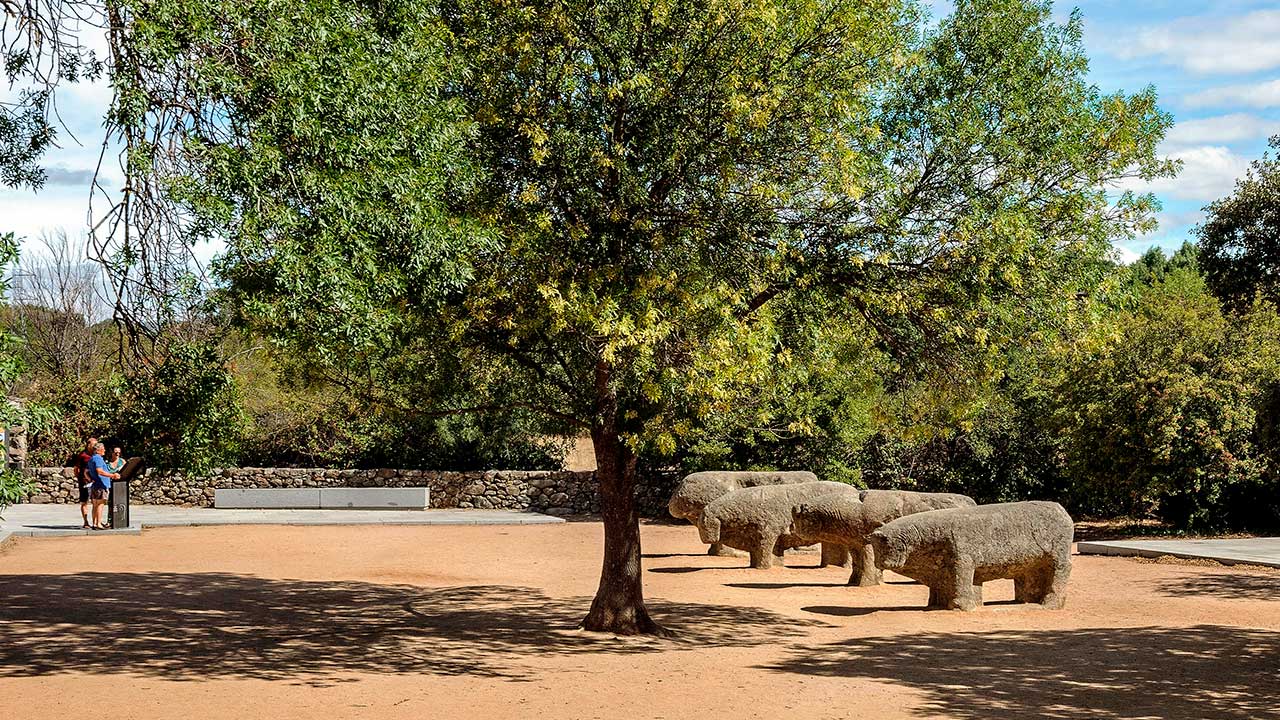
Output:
[641,552,710,559]
[798,605,926,617]
[1155,571,1280,601]
[724,582,848,589]
[762,625,1280,719]
[0,572,824,685]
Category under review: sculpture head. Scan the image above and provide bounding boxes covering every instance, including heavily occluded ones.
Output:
[697,511,721,544]
[869,529,907,569]
[793,493,864,540]
[668,476,736,521]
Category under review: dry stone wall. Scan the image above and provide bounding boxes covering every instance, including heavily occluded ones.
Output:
[24,466,679,517]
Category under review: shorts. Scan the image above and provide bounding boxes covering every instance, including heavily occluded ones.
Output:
[90,487,109,501]
[78,484,91,504]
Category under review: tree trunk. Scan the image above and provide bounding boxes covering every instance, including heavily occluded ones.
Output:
[580,364,671,636]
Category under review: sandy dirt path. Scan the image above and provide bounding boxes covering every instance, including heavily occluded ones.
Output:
[1,521,1277,719]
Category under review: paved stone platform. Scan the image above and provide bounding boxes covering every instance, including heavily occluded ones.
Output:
[214,486,431,509]
[1077,537,1280,569]
[0,503,565,539]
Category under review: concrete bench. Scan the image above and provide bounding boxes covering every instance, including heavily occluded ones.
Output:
[214,487,430,510]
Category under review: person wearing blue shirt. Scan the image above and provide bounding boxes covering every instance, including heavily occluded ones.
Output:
[86,442,120,530]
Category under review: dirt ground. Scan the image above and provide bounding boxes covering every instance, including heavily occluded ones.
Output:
[1,521,1277,720]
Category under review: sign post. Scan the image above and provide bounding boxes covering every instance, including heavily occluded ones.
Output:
[110,457,145,530]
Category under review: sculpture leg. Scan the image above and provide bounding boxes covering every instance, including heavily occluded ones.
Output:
[1039,557,1071,609]
[949,558,982,611]
[1014,558,1068,609]
[1013,575,1033,603]
[749,542,776,569]
[707,543,739,557]
[820,543,852,569]
[847,542,882,587]
[1014,563,1049,604]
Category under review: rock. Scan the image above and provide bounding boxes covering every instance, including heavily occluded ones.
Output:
[794,489,976,585]
[699,481,860,569]
[870,501,1073,611]
[668,470,819,555]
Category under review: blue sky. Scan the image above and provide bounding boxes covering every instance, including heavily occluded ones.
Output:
[3,1,1280,264]
[1072,0,1280,261]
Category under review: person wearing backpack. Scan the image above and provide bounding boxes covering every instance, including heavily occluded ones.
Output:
[72,437,97,530]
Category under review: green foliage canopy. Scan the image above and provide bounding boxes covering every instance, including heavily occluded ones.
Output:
[110,0,1176,631]
[1198,136,1280,307]
[1045,268,1280,529]
[104,342,246,472]
[114,0,1177,449]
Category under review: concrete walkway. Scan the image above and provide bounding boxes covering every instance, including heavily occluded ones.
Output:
[1077,537,1280,569]
[0,503,565,540]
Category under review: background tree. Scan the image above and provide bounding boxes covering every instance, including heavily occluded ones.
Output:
[108,0,1174,633]
[0,231,34,514]
[430,0,1172,634]
[1198,136,1280,307]
[1128,241,1199,289]
[10,229,108,382]
[1044,267,1280,529]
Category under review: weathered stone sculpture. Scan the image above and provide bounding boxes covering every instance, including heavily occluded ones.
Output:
[668,470,818,556]
[869,500,1074,610]
[698,481,860,568]
[794,489,976,586]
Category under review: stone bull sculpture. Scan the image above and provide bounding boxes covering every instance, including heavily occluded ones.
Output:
[668,470,818,557]
[698,481,860,568]
[870,501,1074,611]
[794,489,976,586]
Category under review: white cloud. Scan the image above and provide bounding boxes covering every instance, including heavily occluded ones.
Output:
[0,188,224,272]
[1155,208,1205,233]
[1109,10,1280,75]
[1109,243,1141,265]
[1163,113,1280,147]
[1117,145,1251,203]
[0,188,101,241]
[1185,78,1280,109]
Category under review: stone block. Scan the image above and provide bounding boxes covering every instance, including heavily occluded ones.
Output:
[319,487,429,510]
[215,488,322,509]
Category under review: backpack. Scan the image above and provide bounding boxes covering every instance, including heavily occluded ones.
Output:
[73,451,93,486]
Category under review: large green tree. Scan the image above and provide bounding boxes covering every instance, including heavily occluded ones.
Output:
[114,0,1172,633]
